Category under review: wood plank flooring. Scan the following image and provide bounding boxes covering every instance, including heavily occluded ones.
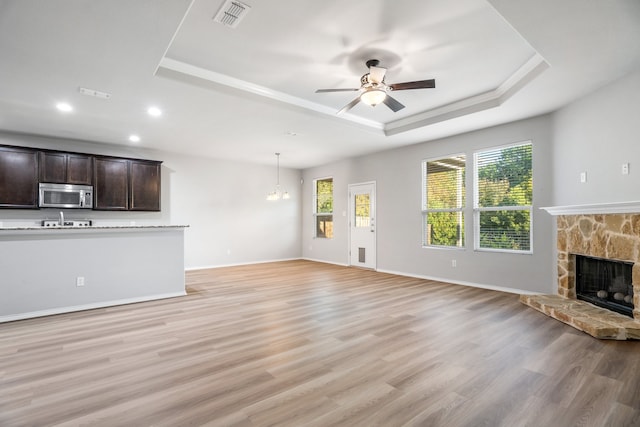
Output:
[1,260,639,426]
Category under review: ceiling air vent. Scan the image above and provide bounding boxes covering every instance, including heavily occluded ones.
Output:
[213,0,251,28]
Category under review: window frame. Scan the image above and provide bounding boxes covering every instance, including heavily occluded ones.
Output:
[421,153,466,249]
[473,141,533,254]
[313,176,334,239]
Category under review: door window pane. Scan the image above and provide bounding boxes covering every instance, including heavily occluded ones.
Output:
[354,194,370,227]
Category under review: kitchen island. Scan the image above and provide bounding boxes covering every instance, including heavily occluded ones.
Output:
[0,225,188,322]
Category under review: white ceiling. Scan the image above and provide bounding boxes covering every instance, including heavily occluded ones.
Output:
[0,0,638,168]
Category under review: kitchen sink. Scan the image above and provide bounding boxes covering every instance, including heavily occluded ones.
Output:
[42,219,92,227]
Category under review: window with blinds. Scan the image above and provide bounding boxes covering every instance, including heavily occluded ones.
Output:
[474,142,532,252]
[422,154,466,247]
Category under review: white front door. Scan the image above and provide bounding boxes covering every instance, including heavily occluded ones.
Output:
[349,182,376,269]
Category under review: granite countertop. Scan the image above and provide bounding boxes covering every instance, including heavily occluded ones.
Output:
[0,224,189,232]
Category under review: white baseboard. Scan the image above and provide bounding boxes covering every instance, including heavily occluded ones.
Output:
[0,291,186,323]
[185,257,303,271]
[376,268,541,295]
[187,257,538,295]
[301,257,349,267]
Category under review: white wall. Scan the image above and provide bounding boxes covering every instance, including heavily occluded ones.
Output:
[302,115,556,294]
[552,70,640,206]
[0,132,302,269]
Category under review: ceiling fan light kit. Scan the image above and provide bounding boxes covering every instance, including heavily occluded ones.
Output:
[360,88,387,107]
[315,59,436,114]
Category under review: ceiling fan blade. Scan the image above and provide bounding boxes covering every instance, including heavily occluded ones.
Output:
[389,79,436,91]
[315,88,359,93]
[383,94,405,112]
[337,97,361,114]
[368,66,387,84]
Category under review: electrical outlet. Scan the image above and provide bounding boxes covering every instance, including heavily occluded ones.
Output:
[76,276,85,287]
[226,249,231,255]
[451,259,457,268]
[622,163,630,175]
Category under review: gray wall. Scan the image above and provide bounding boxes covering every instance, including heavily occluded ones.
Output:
[4,69,637,295]
[302,115,556,294]
[162,151,302,269]
[1,228,185,321]
[0,132,303,269]
[552,70,640,206]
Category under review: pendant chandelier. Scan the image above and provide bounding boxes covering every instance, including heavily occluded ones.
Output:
[266,152,290,201]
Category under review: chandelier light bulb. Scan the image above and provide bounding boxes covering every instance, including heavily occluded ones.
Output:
[267,153,290,201]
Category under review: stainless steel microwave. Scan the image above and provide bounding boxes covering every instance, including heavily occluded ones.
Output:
[39,183,93,209]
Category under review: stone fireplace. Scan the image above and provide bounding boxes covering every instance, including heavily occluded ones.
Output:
[521,205,640,340]
[556,214,640,320]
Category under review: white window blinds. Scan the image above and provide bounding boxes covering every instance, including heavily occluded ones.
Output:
[474,142,532,252]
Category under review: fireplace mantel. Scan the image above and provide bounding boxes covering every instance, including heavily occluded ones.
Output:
[541,201,640,216]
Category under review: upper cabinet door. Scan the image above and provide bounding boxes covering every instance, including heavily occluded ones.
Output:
[40,152,92,185]
[93,157,129,210]
[129,160,161,211]
[0,146,38,208]
[66,154,92,185]
[39,151,67,183]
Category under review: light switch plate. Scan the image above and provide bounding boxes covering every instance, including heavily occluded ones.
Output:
[580,172,587,183]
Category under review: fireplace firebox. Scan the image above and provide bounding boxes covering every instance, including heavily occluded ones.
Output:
[575,254,634,317]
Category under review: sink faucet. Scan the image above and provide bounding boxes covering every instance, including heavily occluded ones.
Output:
[59,211,64,226]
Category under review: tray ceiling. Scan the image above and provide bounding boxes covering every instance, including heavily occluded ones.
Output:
[0,0,638,168]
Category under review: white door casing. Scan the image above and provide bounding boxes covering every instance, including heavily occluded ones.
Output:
[348,182,376,269]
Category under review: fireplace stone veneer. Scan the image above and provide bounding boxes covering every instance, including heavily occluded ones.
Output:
[556,214,640,320]
[521,212,640,340]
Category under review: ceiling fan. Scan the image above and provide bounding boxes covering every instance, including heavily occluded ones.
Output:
[315,59,436,114]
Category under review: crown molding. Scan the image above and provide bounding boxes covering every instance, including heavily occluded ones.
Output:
[156,53,548,137]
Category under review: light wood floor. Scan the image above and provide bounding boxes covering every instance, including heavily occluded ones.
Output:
[1,260,639,427]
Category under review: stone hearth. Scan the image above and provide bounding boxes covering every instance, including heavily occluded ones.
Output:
[520,294,640,339]
[521,209,640,340]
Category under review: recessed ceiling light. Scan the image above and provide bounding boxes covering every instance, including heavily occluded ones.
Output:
[56,102,73,112]
[129,134,141,143]
[147,106,162,117]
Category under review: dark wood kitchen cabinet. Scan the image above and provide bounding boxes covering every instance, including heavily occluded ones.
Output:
[93,157,162,211]
[0,146,39,208]
[0,143,162,211]
[39,151,92,185]
[129,160,161,211]
[93,157,129,210]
